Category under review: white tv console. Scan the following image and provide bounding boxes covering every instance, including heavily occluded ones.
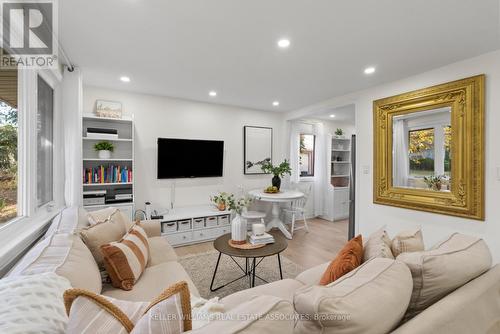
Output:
[160,205,232,247]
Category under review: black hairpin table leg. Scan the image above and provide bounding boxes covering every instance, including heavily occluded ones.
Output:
[210,252,223,292]
[277,253,283,280]
[252,257,256,287]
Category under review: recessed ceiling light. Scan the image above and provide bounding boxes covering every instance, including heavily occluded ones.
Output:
[120,76,130,82]
[209,91,217,97]
[329,114,336,118]
[272,101,280,106]
[277,39,290,48]
[364,66,376,75]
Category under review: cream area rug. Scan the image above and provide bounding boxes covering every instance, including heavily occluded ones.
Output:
[179,250,302,299]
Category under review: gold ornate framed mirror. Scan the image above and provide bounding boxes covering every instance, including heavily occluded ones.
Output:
[373,75,484,220]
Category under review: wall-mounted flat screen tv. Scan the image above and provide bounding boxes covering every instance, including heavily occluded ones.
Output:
[157,138,224,179]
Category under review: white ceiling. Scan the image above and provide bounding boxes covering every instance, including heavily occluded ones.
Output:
[60,0,500,112]
[311,104,356,123]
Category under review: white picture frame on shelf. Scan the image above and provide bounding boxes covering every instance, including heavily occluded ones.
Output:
[95,100,122,119]
[244,126,273,175]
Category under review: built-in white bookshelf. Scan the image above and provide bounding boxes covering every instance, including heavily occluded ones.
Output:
[82,113,135,220]
[322,136,352,221]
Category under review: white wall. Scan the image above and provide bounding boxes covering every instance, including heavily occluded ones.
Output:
[83,86,286,213]
[323,120,355,137]
[287,49,500,262]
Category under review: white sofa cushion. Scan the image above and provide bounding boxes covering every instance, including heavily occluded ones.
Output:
[397,233,492,321]
[293,258,413,334]
[392,264,500,334]
[148,236,178,265]
[9,233,102,293]
[102,261,200,300]
[294,262,329,286]
[0,272,71,334]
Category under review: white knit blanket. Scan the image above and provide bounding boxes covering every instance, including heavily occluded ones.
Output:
[0,272,71,334]
[191,294,225,329]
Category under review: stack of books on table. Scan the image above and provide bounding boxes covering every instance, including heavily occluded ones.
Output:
[248,232,275,245]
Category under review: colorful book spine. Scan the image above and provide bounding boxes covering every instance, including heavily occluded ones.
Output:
[83,165,133,184]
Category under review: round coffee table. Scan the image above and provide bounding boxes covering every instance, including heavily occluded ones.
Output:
[210,233,288,291]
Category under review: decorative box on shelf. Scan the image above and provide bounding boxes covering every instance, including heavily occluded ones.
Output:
[193,217,205,229]
[161,221,177,234]
[205,216,218,228]
[177,219,191,231]
[218,215,229,225]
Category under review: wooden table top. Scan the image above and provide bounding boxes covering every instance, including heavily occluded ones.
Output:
[214,233,288,258]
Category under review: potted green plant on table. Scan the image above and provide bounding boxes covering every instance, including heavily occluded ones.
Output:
[260,160,292,191]
[335,128,344,138]
[210,192,233,211]
[94,141,114,159]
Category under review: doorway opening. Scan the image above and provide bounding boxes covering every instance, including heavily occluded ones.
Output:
[286,103,356,245]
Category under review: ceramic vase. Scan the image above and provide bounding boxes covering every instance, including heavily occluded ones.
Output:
[98,150,111,159]
[272,175,281,190]
[217,202,226,211]
[231,214,247,244]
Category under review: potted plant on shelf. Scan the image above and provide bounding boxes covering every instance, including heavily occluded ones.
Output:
[228,195,253,244]
[260,160,292,191]
[423,175,444,191]
[210,192,233,211]
[94,141,114,159]
[335,128,344,139]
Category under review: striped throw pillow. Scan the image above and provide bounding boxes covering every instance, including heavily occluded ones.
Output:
[64,281,192,334]
[391,228,425,257]
[101,223,150,290]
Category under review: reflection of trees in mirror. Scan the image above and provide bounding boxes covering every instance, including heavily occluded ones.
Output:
[0,101,17,223]
[406,125,451,191]
[409,128,435,176]
[299,135,306,153]
[299,134,315,176]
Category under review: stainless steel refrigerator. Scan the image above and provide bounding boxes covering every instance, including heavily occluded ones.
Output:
[348,134,356,240]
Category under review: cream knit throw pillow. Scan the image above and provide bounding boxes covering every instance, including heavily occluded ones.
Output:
[0,272,71,334]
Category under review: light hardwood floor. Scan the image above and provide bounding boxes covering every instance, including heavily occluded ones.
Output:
[175,218,348,270]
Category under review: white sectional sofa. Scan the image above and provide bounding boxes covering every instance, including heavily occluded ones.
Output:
[2,206,500,333]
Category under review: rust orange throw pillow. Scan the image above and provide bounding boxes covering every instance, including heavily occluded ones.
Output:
[319,235,363,285]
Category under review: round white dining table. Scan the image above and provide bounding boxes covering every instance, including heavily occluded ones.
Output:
[248,189,304,240]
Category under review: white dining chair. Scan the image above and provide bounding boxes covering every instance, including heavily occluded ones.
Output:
[241,209,266,226]
[238,186,267,228]
[282,182,311,237]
